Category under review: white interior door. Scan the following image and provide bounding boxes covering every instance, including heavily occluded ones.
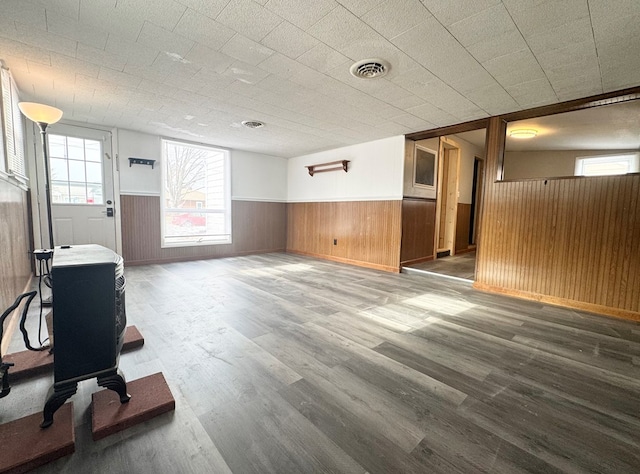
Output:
[45,124,117,252]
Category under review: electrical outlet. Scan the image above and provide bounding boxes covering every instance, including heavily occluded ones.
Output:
[333,239,337,245]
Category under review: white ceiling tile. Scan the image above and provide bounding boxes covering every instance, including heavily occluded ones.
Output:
[0,36,51,65]
[99,66,143,88]
[137,21,195,58]
[335,0,385,17]
[390,112,433,129]
[116,0,187,31]
[419,0,502,26]
[28,0,80,20]
[13,22,78,57]
[105,36,159,66]
[46,10,108,50]
[49,52,100,77]
[264,0,336,30]
[465,29,529,63]
[465,82,519,115]
[505,78,557,107]
[503,0,590,37]
[307,5,379,50]
[525,17,593,55]
[536,40,598,73]
[601,56,640,91]
[482,49,546,88]
[75,43,126,71]
[257,53,314,79]
[296,43,351,73]
[407,102,458,126]
[223,60,270,84]
[184,44,236,73]
[339,38,421,78]
[216,0,283,42]
[176,0,233,19]
[0,0,47,29]
[220,34,274,65]
[361,0,431,39]
[78,0,144,41]
[261,21,319,59]
[447,4,515,47]
[173,8,236,50]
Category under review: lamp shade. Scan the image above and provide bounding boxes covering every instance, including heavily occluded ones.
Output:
[18,102,63,125]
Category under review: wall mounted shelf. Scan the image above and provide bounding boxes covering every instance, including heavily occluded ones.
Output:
[306,160,349,176]
[129,157,156,169]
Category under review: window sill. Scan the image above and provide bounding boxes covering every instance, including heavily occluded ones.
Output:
[0,170,29,191]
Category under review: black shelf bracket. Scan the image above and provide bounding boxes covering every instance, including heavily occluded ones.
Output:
[128,157,156,169]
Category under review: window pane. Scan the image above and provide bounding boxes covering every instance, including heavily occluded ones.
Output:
[48,135,66,158]
[85,140,101,162]
[50,158,68,181]
[69,182,87,203]
[52,182,70,203]
[86,162,102,182]
[67,137,84,160]
[87,183,103,204]
[68,160,85,181]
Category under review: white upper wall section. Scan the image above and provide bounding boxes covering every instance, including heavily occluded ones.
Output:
[117,129,287,200]
[231,150,287,202]
[287,136,405,202]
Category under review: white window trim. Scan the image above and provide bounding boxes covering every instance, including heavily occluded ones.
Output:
[575,153,640,177]
[160,138,232,248]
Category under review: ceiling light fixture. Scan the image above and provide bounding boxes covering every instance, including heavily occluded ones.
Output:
[349,59,390,79]
[509,129,538,139]
[241,120,264,129]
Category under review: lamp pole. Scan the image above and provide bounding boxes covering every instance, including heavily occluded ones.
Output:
[37,122,55,250]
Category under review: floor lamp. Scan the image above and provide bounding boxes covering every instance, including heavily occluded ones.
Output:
[18,102,63,251]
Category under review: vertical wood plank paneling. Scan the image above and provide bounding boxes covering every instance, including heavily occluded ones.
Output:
[476,117,640,319]
[454,203,471,253]
[0,179,32,354]
[286,200,402,272]
[121,196,286,265]
[400,198,436,265]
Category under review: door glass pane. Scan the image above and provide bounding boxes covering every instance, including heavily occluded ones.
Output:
[86,162,102,182]
[69,182,87,203]
[50,158,68,181]
[52,183,70,203]
[68,160,85,181]
[85,141,101,162]
[87,183,103,204]
[67,137,84,160]
[49,135,66,158]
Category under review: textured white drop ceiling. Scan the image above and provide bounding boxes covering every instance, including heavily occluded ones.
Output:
[0,0,639,157]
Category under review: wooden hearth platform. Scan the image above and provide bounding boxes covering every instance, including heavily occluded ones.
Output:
[0,403,74,474]
[4,326,145,382]
[91,372,175,441]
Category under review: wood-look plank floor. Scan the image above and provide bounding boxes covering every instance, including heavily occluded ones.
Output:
[407,251,476,280]
[4,253,640,473]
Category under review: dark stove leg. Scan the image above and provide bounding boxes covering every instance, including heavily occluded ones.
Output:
[41,382,77,428]
[97,370,131,403]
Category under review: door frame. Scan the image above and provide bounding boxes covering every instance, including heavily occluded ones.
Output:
[434,137,460,258]
[26,121,121,253]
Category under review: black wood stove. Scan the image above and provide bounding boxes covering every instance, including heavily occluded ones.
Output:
[41,244,130,428]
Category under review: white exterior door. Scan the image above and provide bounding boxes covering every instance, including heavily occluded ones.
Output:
[45,124,118,252]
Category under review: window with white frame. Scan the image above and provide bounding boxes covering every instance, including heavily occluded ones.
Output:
[575,153,640,177]
[0,65,26,178]
[47,134,104,204]
[161,139,231,247]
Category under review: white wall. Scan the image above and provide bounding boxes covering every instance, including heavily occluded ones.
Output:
[503,149,639,180]
[450,135,484,204]
[232,150,287,202]
[287,135,405,202]
[117,129,161,195]
[117,128,287,200]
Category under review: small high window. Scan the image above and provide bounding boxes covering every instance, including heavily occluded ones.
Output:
[575,154,639,177]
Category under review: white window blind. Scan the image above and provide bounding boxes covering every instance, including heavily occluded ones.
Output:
[1,66,26,178]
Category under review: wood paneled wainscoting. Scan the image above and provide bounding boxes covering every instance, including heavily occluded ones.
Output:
[400,198,436,266]
[121,195,286,265]
[476,116,640,321]
[287,200,402,272]
[0,179,33,355]
[455,203,472,254]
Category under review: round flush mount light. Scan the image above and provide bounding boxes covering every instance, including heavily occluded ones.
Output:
[241,120,264,129]
[349,59,390,79]
[509,129,538,139]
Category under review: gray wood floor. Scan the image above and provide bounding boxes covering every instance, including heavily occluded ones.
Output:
[407,251,476,280]
[3,253,640,473]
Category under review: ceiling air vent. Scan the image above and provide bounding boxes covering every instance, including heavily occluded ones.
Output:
[241,120,264,129]
[349,59,390,79]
